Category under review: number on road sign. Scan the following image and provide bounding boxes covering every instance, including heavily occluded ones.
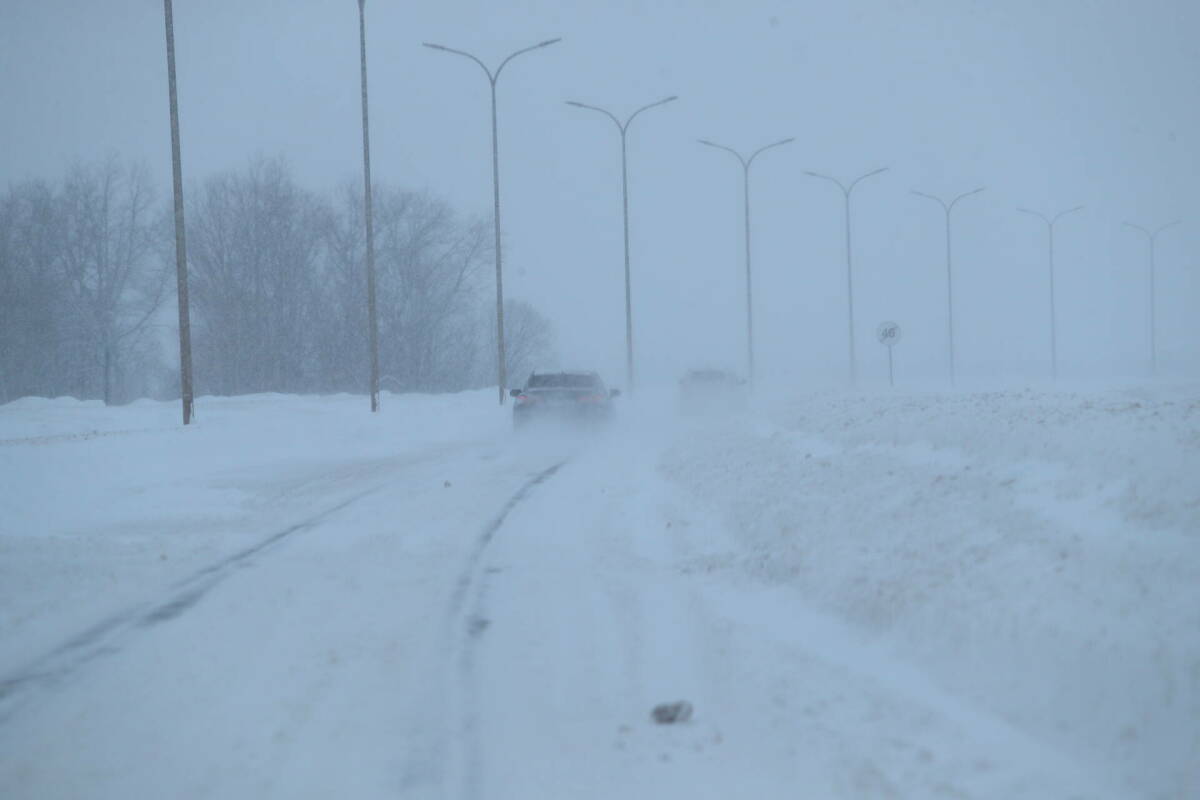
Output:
[876,321,901,346]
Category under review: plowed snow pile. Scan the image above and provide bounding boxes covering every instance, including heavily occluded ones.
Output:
[662,384,1199,797]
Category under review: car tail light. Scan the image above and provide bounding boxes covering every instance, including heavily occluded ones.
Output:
[517,394,537,404]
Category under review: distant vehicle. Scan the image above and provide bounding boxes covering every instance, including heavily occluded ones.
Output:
[678,368,747,414]
[510,370,620,430]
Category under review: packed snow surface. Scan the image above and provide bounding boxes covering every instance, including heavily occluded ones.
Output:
[0,384,1196,798]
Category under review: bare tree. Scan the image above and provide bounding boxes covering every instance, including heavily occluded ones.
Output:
[187,157,328,396]
[0,160,167,404]
[0,180,62,402]
[315,182,371,392]
[55,158,167,403]
[1,156,554,405]
[492,298,555,387]
[371,188,491,392]
[321,184,499,395]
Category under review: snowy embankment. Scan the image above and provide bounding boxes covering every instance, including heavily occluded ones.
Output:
[662,384,1200,798]
[0,384,1196,799]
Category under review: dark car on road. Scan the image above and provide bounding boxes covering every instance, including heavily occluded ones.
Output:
[510,370,619,430]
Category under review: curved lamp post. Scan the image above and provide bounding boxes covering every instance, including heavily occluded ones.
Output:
[423,37,561,404]
[912,187,985,384]
[697,137,794,385]
[565,95,678,393]
[1123,219,1181,374]
[804,167,889,385]
[1017,204,1084,380]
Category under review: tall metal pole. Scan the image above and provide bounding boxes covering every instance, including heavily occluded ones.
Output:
[163,0,193,425]
[621,130,632,389]
[1018,205,1083,380]
[565,96,677,393]
[1123,220,1181,375]
[743,164,754,382]
[844,191,853,383]
[489,81,506,405]
[1049,222,1056,378]
[913,187,984,385]
[945,213,954,383]
[357,0,380,412]
[698,137,794,385]
[424,38,561,404]
[805,167,889,385]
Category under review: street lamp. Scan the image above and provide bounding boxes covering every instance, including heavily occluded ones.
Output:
[424,37,561,404]
[804,167,889,385]
[1017,204,1084,381]
[564,95,677,393]
[697,137,794,385]
[1123,219,1181,375]
[162,0,194,425]
[912,186,985,384]
[357,0,380,412]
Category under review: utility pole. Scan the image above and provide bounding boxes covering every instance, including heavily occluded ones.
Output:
[163,0,194,424]
[564,96,677,393]
[1018,204,1084,380]
[424,38,561,404]
[1123,219,1181,375]
[697,137,794,386]
[357,0,380,412]
[804,167,889,386]
[912,187,985,385]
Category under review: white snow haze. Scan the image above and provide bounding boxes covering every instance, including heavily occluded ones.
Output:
[2,0,1197,383]
[0,1,1197,799]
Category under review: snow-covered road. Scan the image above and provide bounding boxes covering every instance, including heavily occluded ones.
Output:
[1,387,1196,798]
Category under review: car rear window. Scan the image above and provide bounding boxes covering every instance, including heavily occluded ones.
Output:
[528,373,601,389]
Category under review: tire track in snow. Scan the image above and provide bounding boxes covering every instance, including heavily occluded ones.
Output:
[441,460,566,800]
[447,461,566,618]
[0,484,382,725]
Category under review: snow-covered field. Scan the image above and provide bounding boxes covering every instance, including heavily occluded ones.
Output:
[0,384,1196,798]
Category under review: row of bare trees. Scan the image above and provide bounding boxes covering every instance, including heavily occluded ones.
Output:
[0,157,168,404]
[0,156,555,404]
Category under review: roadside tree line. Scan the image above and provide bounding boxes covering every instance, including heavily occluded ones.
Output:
[0,156,554,405]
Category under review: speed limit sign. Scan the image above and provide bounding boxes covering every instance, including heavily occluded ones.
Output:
[877,321,901,346]
[876,321,901,386]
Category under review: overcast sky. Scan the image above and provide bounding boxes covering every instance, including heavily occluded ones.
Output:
[2,0,1197,387]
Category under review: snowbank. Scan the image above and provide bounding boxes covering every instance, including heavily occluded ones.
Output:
[660,384,1200,798]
